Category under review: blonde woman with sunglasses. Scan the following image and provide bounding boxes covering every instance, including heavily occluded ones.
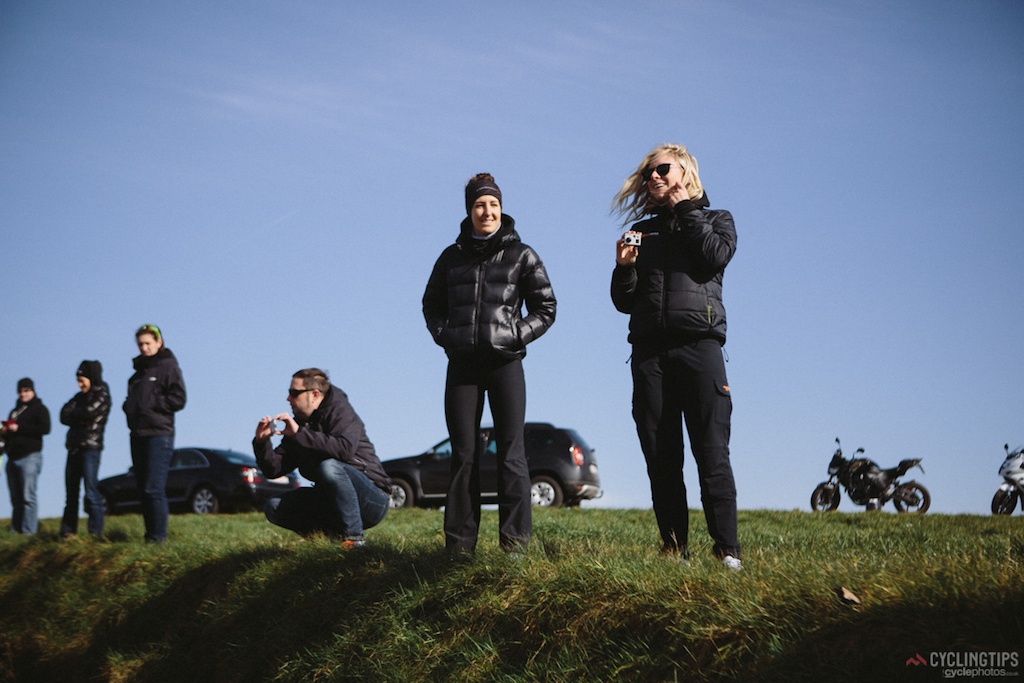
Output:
[611,144,742,570]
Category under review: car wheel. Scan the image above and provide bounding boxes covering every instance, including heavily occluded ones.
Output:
[189,486,220,514]
[390,479,415,508]
[530,475,563,507]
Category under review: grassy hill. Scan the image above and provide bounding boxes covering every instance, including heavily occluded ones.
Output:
[0,508,1021,682]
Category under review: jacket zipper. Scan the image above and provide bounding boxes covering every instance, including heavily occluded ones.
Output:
[473,261,484,350]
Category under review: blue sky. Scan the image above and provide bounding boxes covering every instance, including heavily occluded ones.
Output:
[1,1,1022,524]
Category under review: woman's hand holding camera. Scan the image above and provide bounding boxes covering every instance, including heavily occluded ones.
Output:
[617,232,641,265]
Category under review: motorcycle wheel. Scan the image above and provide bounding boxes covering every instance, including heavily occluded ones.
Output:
[892,482,930,514]
[811,483,840,512]
[992,489,1019,515]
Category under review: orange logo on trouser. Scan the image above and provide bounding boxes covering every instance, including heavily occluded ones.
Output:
[722,385,730,392]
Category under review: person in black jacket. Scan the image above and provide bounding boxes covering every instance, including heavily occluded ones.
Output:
[423,173,557,556]
[123,324,186,543]
[611,144,742,570]
[253,368,391,547]
[59,360,111,538]
[3,378,51,534]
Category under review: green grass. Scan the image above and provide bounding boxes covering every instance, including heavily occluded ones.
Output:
[0,508,1022,682]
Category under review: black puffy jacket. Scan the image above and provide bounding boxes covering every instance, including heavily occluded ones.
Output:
[611,197,736,346]
[61,383,111,452]
[123,347,186,437]
[423,214,556,361]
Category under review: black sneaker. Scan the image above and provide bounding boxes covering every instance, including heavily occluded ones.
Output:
[660,544,690,565]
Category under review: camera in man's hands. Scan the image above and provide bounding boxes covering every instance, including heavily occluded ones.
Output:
[623,232,642,247]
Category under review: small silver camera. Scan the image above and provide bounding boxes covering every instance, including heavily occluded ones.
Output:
[623,232,642,247]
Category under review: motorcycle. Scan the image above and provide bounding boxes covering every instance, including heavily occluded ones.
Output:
[810,438,930,514]
[992,443,1024,515]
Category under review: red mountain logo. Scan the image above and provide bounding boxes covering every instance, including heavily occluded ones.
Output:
[906,654,928,667]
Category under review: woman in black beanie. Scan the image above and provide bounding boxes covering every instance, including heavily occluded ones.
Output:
[423,173,557,556]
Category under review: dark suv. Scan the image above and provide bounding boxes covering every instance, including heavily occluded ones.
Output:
[383,423,601,509]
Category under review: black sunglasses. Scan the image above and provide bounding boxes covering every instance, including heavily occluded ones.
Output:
[641,163,675,182]
[288,388,315,398]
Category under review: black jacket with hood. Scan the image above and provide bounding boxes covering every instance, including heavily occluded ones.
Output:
[60,360,112,452]
[611,196,736,347]
[253,384,391,493]
[5,396,51,460]
[422,214,556,362]
[123,347,186,437]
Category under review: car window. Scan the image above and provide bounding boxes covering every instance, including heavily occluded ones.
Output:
[431,439,453,457]
[171,450,210,469]
[217,450,259,466]
[526,428,570,452]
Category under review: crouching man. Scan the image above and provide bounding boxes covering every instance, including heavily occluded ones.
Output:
[253,368,391,547]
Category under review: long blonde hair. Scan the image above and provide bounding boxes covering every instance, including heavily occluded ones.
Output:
[611,143,704,226]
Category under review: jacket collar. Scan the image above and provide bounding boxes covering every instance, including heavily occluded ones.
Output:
[456,214,519,256]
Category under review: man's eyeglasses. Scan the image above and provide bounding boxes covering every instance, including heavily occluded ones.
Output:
[641,163,675,182]
[288,388,315,399]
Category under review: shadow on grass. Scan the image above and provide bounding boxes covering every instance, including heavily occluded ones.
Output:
[2,542,456,682]
[1,533,1022,682]
[737,596,1024,682]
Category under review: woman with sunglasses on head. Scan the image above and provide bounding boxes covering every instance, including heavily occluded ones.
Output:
[611,144,742,570]
[423,173,556,557]
[123,324,186,543]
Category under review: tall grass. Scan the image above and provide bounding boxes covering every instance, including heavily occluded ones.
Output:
[0,508,1021,682]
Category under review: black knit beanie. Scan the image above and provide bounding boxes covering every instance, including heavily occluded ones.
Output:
[464,174,502,214]
[17,378,33,391]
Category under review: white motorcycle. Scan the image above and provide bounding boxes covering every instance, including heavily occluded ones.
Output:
[992,443,1024,515]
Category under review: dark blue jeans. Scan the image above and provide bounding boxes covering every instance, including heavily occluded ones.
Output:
[631,339,740,559]
[131,434,174,542]
[265,459,389,538]
[6,451,42,534]
[61,448,105,536]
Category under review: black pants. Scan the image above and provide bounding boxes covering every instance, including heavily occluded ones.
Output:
[631,339,740,559]
[444,356,531,553]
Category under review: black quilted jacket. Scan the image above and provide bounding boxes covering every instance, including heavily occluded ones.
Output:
[611,198,736,346]
[423,214,556,362]
[60,383,112,452]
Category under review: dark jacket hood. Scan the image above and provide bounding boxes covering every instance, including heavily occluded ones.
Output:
[456,214,519,257]
[132,347,176,371]
[77,360,104,385]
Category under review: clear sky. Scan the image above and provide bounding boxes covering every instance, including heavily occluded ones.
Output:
[1,1,1022,523]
